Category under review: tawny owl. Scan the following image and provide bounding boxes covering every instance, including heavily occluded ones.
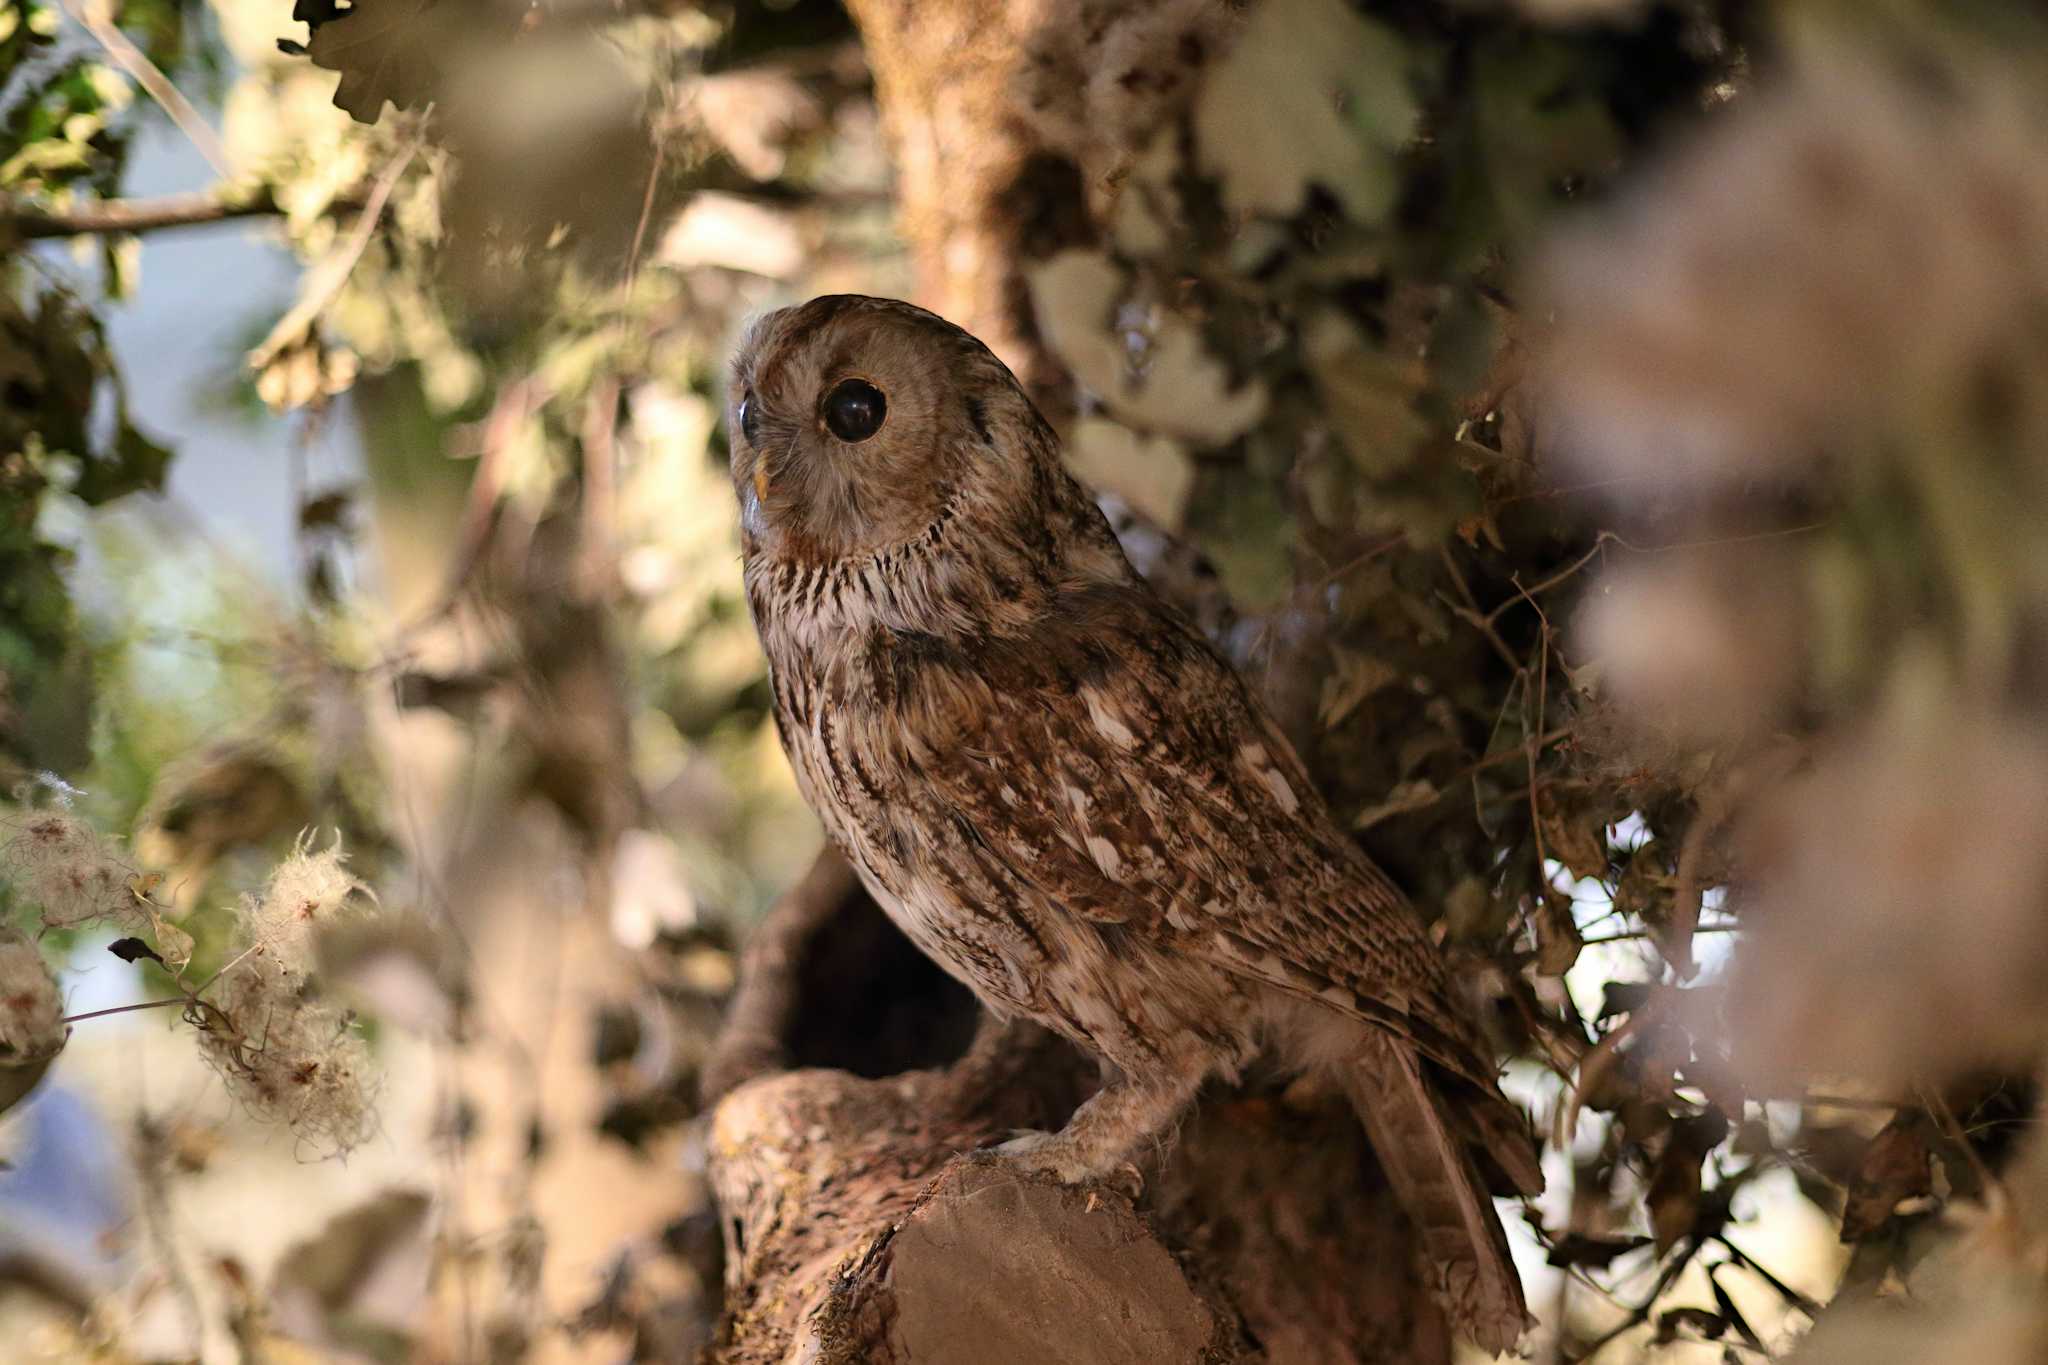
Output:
[729,294,1543,1352]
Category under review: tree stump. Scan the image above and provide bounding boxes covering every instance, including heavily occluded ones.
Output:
[700,860,1455,1364]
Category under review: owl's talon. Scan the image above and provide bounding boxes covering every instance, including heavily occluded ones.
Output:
[988,1129,1098,1183]
[994,1128,1055,1155]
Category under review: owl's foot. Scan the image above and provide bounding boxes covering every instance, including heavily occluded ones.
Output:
[977,1067,1207,1185]
[990,1128,1098,1183]
[983,1129,1146,1198]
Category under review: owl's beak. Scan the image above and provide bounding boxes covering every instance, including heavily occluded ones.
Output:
[753,463,772,505]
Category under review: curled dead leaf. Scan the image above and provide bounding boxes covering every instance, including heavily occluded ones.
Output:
[1840,1113,1934,1242]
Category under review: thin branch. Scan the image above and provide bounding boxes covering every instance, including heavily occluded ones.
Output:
[1711,1235,1821,1317]
[1919,1084,2003,1206]
[1436,724,1577,792]
[1577,923,1737,947]
[405,371,550,630]
[1241,532,1405,678]
[1524,599,1554,881]
[1438,543,1524,674]
[194,941,264,996]
[61,997,186,1025]
[1603,523,1829,557]
[132,1113,216,1354]
[1801,1093,1911,1112]
[248,139,420,370]
[1302,532,1405,593]
[1566,1238,1698,1363]
[60,0,229,177]
[1487,537,1611,628]
[1,187,336,240]
[1477,523,1827,632]
[624,138,667,291]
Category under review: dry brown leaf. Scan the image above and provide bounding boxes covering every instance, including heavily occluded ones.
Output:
[1840,1114,1934,1242]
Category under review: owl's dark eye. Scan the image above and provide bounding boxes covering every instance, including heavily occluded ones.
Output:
[822,378,887,443]
[737,394,759,444]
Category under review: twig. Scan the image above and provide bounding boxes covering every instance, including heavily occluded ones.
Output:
[1919,1084,2003,1207]
[1475,523,1827,633]
[1562,1007,1649,1143]
[61,937,263,1030]
[1440,725,1576,789]
[1486,537,1611,628]
[131,1113,217,1355]
[60,0,228,177]
[624,139,667,290]
[1606,523,1829,555]
[1578,923,1736,947]
[1438,544,1524,674]
[248,139,420,370]
[1303,532,1405,594]
[1241,532,1405,678]
[1661,744,1797,976]
[61,997,185,1025]
[1801,1093,1911,1112]
[1711,1235,1821,1317]
[1524,604,1554,878]
[1496,474,1661,507]
[401,372,551,632]
[195,941,265,996]
[0,187,356,240]
[1566,1237,1698,1362]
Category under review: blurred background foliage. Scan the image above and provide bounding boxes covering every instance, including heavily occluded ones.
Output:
[2,0,2048,1359]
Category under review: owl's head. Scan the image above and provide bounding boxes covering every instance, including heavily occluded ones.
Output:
[727,295,1053,563]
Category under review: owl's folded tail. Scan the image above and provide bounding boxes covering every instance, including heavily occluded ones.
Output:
[1336,1030,1542,1356]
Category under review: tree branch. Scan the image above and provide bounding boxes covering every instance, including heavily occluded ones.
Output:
[2,188,292,239]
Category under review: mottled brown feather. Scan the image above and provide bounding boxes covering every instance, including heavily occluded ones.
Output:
[728,294,1540,1351]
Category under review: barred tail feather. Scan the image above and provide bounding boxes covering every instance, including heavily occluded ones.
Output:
[1337,1031,1533,1355]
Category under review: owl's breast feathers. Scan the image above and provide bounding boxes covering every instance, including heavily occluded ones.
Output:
[758,565,1498,1086]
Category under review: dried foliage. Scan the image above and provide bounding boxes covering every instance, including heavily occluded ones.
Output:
[186,838,378,1154]
[1531,13,2048,1359]
[0,797,380,1149]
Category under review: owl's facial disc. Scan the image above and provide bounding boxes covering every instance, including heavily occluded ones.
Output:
[728,296,1004,563]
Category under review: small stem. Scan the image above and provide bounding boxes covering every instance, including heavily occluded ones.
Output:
[195,941,262,996]
[62,997,186,1025]
[59,0,229,177]
[1578,923,1737,947]
[624,137,667,290]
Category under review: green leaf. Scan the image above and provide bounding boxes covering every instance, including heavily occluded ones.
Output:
[1188,470,1295,611]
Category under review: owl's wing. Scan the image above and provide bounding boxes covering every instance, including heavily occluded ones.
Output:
[909,588,1496,1087]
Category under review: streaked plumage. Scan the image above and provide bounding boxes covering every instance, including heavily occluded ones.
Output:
[729,294,1541,1352]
